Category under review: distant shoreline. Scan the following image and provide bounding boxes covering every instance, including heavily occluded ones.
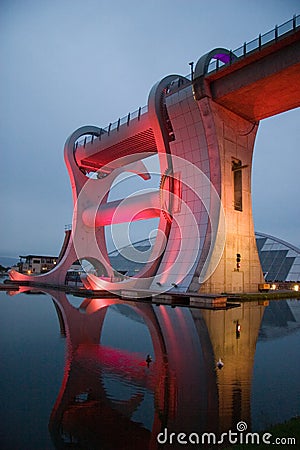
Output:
[0,256,18,267]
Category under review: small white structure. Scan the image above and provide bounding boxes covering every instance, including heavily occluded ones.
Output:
[19,255,58,274]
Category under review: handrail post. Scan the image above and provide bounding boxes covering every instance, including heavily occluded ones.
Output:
[108,123,112,135]
[188,61,194,80]
[275,24,278,41]
[258,33,261,50]
[138,106,141,120]
[117,118,120,131]
[83,137,87,147]
[293,14,296,30]
[127,112,130,126]
[243,42,246,56]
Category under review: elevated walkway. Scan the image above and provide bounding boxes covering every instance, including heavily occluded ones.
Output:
[208,28,300,120]
[194,14,300,121]
[74,107,157,174]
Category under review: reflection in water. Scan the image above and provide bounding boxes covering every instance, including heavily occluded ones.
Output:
[2,288,299,449]
[45,290,266,449]
[198,304,266,434]
[252,299,300,431]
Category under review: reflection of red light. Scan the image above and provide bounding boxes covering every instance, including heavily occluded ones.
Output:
[83,298,120,314]
[76,344,156,389]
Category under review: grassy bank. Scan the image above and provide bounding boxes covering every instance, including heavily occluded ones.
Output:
[229,290,300,302]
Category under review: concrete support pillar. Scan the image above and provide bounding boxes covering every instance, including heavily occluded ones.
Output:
[195,97,264,293]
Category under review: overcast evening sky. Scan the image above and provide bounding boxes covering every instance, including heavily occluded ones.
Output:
[0,0,299,262]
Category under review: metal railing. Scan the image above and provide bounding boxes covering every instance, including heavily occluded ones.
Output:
[75,14,299,149]
[207,14,300,73]
[75,104,148,148]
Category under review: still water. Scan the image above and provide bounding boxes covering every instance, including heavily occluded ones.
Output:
[0,288,299,449]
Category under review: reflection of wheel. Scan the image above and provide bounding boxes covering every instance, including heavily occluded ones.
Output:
[49,292,170,447]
